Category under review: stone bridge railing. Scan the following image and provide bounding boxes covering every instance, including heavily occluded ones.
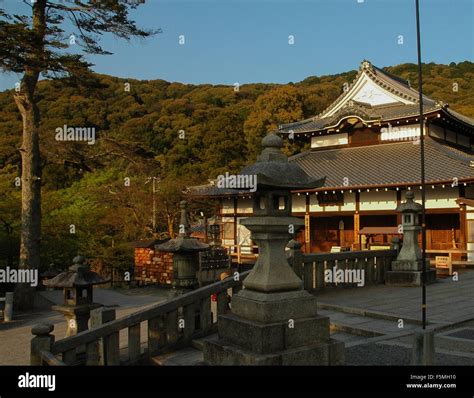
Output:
[31,271,249,366]
[289,244,398,292]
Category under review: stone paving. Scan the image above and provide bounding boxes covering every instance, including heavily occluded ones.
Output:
[316,269,474,325]
[0,286,172,365]
[2,271,474,366]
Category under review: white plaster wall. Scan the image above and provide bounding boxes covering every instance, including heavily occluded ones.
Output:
[292,194,306,212]
[359,190,397,211]
[309,191,356,212]
[407,187,459,209]
[237,198,253,214]
[221,198,234,214]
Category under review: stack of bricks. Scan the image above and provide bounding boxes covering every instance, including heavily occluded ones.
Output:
[134,247,174,286]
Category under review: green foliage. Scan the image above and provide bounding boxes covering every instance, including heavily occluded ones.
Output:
[0,61,472,271]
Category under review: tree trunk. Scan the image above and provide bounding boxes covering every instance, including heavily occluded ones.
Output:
[14,94,42,310]
[12,0,46,310]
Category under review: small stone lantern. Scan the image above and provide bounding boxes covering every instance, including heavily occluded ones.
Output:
[204,133,345,365]
[43,256,109,336]
[386,191,436,286]
[156,201,209,291]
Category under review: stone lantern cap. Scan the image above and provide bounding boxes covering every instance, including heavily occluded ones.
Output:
[156,201,210,253]
[396,191,423,213]
[239,133,325,190]
[43,256,110,288]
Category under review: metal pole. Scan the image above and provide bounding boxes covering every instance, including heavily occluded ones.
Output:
[415,0,427,330]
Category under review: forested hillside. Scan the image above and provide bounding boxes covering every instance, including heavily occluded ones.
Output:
[1,61,472,273]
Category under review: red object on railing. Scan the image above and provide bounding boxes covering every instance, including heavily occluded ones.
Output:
[211,294,217,302]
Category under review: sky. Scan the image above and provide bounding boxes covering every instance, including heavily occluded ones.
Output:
[0,0,473,91]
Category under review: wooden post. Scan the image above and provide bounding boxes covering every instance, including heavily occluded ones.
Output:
[166,310,179,346]
[148,316,166,356]
[183,304,196,340]
[104,332,120,365]
[30,324,55,366]
[128,323,141,364]
[216,291,228,317]
[305,193,311,252]
[460,205,467,250]
[88,308,116,365]
[354,192,360,250]
[199,296,212,333]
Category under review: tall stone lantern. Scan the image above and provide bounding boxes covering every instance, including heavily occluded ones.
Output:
[156,201,209,291]
[43,256,109,336]
[386,191,436,286]
[204,133,345,365]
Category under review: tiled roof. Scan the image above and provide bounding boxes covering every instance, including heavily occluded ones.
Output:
[279,60,473,134]
[290,137,474,189]
[279,102,442,134]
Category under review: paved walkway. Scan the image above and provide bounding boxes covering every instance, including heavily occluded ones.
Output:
[317,270,474,325]
[0,286,172,365]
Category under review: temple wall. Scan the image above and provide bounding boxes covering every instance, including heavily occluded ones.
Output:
[236,198,253,214]
[359,191,397,211]
[406,187,459,209]
[221,198,234,214]
[292,194,306,212]
[309,191,356,212]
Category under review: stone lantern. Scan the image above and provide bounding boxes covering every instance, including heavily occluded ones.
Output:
[204,133,345,365]
[43,256,109,336]
[156,201,209,291]
[386,191,436,286]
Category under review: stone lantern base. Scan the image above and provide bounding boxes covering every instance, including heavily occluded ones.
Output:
[386,259,436,287]
[203,289,344,365]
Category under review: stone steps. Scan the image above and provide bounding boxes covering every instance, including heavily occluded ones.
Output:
[150,304,428,365]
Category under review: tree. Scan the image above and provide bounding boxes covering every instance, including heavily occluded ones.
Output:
[0,1,158,309]
[243,86,304,160]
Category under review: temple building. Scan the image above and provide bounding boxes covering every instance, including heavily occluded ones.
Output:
[191,60,474,260]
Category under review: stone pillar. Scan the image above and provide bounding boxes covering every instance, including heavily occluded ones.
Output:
[412,329,435,365]
[30,324,55,365]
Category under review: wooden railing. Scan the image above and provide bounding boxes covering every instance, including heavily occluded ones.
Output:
[31,271,249,366]
[223,244,259,264]
[288,244,398,292]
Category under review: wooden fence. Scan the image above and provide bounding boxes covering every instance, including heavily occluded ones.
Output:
[288,244,398,292]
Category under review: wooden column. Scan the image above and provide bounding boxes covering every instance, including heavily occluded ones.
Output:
[305,193,311,252]
[233,197,238,249]
[460,205,467,250]
[459,185,467,250]
[354,191,360,250]
[396,189,402,227]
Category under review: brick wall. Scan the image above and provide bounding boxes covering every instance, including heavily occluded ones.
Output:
[134,247,174,285]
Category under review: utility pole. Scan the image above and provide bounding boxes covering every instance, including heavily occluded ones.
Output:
[145,177,160,235]
[415,0,427,330]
